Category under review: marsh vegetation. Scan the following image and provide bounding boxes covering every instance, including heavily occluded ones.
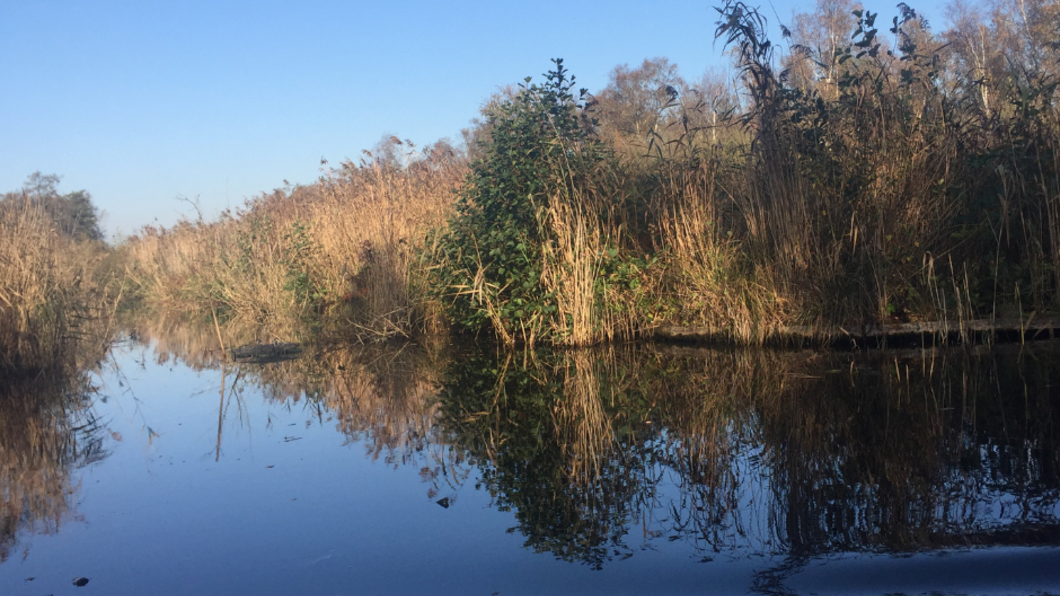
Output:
[2,2,1060,591]
[106,0,1060,349]
[4,1,1059,357]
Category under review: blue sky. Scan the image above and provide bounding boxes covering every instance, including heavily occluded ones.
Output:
[0,0,947,237]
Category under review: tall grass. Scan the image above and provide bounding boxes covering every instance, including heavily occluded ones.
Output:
[0,196,113,376]
[704,1,1060,335]
[122,140,466,341]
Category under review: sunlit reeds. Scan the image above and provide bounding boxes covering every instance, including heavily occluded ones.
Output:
[122,139,466,341]
[115,3,1060,346]
[0,196,114,376]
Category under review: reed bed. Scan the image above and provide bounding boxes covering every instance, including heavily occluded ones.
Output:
[121,140,466,341]
[0,196,114,376]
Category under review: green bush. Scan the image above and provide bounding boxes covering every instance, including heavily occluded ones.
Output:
[430,59,604,342]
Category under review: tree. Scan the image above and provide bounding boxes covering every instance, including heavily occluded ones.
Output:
[684,67,740,145]
[2,172,103,241]
[784,0,862,99]
[432,59,601,343]
[593,58,686,142]
[945,0,1003,115]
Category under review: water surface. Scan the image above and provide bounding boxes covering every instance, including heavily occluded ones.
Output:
[2,335,1060,595]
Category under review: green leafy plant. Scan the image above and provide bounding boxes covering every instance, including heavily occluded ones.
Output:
[431,59,605,344]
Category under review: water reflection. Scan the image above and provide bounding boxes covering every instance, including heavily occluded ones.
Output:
[438,343,1060,568]
[195,332,1060,569]
[0,375,106,562]
[5,324,1060,592]
[140,328,1060,565]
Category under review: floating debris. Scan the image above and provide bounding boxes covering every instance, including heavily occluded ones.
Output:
[230,342,302,364]
[436,497,450,508]
[72,576,90,587]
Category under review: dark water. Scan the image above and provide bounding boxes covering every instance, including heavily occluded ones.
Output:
[2,335,1060,595]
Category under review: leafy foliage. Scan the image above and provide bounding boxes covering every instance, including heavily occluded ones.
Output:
[431,59,604,342]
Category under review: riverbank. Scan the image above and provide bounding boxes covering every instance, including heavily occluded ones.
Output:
[5,2,1059,359]
[656,315,1060,348]
[114,6,1060,348]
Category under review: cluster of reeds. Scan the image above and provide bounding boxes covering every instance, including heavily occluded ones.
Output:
[0,192,114,376]
[704,0,1060,333]
[121,139,466,341]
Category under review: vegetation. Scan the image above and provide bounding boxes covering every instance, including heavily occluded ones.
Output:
[7,0,1060,352]
[0,174,116,377]
[119,139,465,342]
[6,1,1060,577]
[120,322,1060,568]
[429,60,649,346]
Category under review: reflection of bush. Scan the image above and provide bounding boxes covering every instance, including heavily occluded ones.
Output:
[0,376,106,562]
[437,348,644,567]
[435,346,810,565]
[437,344,1060,566]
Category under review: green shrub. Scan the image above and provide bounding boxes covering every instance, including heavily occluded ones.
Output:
[430,59,605,343]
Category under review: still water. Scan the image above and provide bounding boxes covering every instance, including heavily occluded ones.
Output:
[2,332,1060,595]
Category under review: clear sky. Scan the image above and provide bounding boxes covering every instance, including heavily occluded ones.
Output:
[0,0,947,237]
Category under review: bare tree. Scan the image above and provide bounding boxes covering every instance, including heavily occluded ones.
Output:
[593,57,686,142]
[945,0,1000,115]
[784,0,862,99]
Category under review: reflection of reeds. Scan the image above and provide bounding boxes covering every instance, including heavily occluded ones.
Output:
[318,346,443,463]
[124,312,284,370]
[119,318,1060,563]
[754,344,1060,555]
[0,376,105,562]
[440,342,1060,564]
[131,318,449,468]
[554,350,614,483]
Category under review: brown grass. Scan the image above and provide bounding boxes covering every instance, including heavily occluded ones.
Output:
[0,197,114,375]
[121,139,466,341]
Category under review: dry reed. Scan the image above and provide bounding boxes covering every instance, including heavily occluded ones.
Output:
[122,140,466,341]
[0,197,112,375]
